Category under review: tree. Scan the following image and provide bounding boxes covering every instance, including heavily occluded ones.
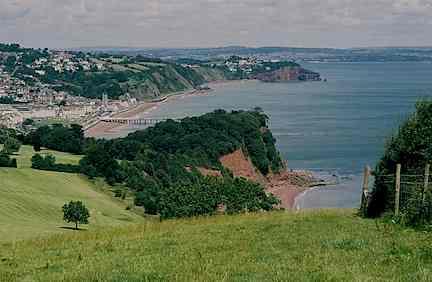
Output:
[2,138,21,155]
[62,201,90,230]
[79,143,122,184]
[22,118,34,126]
[368,100,432,224]
[0,152,17,168]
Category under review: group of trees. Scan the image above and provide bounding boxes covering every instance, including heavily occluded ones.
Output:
[39,68,126,99]
[0,96,15,104]
[0,153,17,168]
[367,101,432,227]
[31,154,80,173]
[34,55,210,100]
[19,110,282,220]
[26,124,85,154]
[77,110,283,219]
[0,127,20,168]
[119,109,283,175]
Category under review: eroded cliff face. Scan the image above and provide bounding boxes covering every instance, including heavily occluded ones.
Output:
[219,149,268,185]
[254,67,321,82]
[217,148,315,209]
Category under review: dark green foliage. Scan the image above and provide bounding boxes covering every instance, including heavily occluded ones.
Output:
[368,101,432,226]
[139,175,280,220]
[81,110,283,219]
[79,143,123,184]
[31,154,80,173]
[3,56,17,72]
[27,124,85,154]
[0,130,20,168]
[263,129,283,172]
[2,137,21,155]
[401,190,432,227]
[132,177,161,215]
[39,68,127,99]
[123,110,282,175]
[62,201,90,230]
[22,119,34,126]
[0,96,15,104]
[0,152,17,168]
[222,178,280,213]
[0,43,22,52]
[0,127,18,144]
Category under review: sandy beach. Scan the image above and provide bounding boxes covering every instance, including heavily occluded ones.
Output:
[84,87,213,138]
[85,102,157,138]
[266,171,316,209]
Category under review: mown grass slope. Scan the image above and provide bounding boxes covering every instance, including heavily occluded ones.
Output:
[1,210,432,281]
[0,146,142,242]
[13,145,82,169]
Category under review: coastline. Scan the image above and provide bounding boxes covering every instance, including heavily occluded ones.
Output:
[266,170,316,209]
[84,78,324,210]
[84,79,255,138]
[84,86,218,138]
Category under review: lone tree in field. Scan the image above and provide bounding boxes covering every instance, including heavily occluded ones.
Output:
[62,201,90,230]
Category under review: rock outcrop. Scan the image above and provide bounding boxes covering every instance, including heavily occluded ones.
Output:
[254,67,321,82]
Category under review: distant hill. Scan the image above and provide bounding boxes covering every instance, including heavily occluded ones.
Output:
[72,46,432,62]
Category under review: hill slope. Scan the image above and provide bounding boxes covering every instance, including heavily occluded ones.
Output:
[0,146,142,241]
[1,210,431,281]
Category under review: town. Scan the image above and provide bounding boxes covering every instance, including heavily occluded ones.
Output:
[0,43,320,130]
[0,44,141,130]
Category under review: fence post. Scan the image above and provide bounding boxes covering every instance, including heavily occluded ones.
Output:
[395,164,401,217]
[360,165,370,214]
[423,164,430,203]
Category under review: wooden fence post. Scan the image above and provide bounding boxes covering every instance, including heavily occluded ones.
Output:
[423,164,430,203]
[395,164,401,217]
[360,165,370,214]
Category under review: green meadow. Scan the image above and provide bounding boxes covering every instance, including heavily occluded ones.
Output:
[0,146,142,242]
[1,210,432,281]
[2,146,432,281]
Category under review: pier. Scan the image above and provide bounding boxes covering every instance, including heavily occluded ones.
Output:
[100,117,178,125]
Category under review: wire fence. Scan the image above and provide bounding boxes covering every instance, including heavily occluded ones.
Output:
[361,164,432,217]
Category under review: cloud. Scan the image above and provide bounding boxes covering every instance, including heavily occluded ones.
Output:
[0,1,31,21]
[0,0,431,48]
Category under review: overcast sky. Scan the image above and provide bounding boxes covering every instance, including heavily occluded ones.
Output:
[1,0,432,49]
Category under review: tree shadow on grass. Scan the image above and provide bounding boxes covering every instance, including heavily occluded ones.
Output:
[59,226,88,231]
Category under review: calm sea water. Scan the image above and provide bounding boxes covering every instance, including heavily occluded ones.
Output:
[124,62,432,208]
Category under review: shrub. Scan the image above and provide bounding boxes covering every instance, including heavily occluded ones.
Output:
[0,152,17,168]
[368,101,432,227]
[31,154,80,173]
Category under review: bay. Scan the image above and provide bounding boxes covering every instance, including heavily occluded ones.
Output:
[124,62,432,209]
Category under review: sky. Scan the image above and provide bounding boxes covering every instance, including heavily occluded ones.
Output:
[1,0,432,49]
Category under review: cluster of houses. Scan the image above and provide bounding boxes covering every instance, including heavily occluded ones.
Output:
[0,69,26,99]
[0,64,101,128]
[31,52,105,74]
[223,57,262,73]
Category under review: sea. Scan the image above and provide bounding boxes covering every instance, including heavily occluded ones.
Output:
[120,62,432,209]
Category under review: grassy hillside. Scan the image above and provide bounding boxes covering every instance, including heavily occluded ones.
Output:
[0,146,142,241]
[13,145,82,169]
[1,210,432,281]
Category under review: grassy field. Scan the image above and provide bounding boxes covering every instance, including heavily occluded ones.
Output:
[0,146,142,242]
[13,145,82,169]
[2,146,432,281]
[1,210,432,281]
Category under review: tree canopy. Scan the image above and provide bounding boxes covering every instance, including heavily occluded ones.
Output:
[79,110,283,219]
[62,201,90,230]
[368,101,432,226]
